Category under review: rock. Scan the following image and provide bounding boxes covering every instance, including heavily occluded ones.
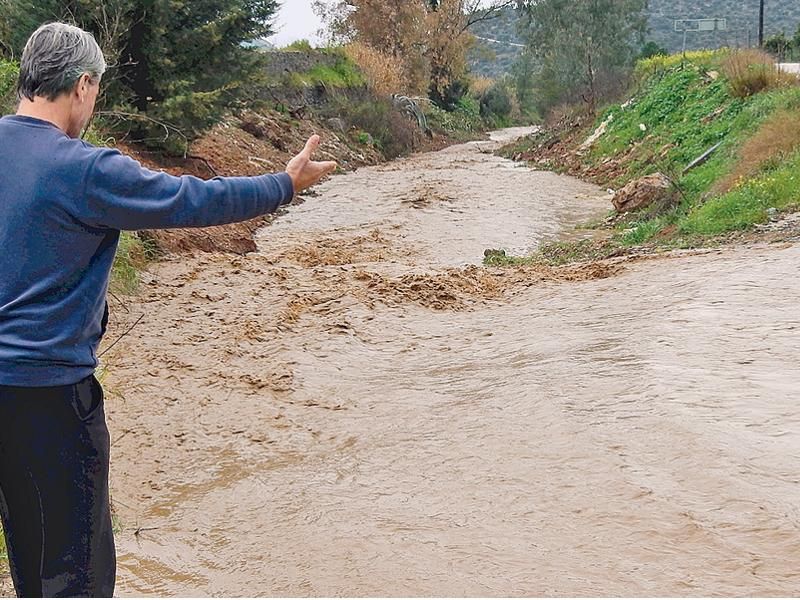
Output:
[580,113,614,150]
[612,173,673,213]
[326,118,347,133]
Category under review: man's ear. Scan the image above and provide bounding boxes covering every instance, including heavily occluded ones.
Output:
[76,73,92,101]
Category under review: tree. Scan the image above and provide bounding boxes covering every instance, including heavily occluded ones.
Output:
[424,0,515,109]
[313,0,430,93]
[764,32,791,61]
[0,0,280,150]
[117,0,278,144]
[313,0,515,107]
[519,0,647,113]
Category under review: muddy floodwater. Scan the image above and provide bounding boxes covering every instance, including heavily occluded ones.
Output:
[99,129,800,596]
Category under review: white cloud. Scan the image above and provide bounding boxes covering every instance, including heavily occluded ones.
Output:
[268,0,324,47]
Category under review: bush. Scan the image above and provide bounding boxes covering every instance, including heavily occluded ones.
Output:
[344,42,408,97]
[429,76,470,111]
[634,50,721,79]
[427,97,482,134]
[333,96,415,158]
[282,39,314,52]
[722,49,796,98]
[469,76,495,99]
[480,82,513,123]
[0,59,18,115]
[639,41,668,60]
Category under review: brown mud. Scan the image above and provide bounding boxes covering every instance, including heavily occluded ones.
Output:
[11,128,800,597]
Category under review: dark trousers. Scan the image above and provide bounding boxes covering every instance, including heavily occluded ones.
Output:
[0,376,115,597]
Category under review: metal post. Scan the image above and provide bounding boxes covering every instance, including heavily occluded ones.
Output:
[758,0,765,46]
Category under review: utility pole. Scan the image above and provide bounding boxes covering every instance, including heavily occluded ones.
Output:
[758,0,765,46]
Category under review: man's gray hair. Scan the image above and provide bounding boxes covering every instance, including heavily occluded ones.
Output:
[18,23,106,101]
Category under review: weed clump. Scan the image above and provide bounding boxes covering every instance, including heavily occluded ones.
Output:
[715,108,800,193]
[722,49,797,98]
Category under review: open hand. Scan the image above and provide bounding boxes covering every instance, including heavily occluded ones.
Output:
[285,135,338,193]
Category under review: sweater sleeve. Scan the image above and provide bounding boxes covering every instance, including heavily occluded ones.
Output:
[79,148,295,231]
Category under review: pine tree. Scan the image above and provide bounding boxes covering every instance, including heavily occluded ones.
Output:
[1,0,280,150]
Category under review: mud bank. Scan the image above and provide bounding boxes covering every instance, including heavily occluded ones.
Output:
[55,129,800,596]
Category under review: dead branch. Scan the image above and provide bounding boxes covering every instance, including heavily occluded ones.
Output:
[98,313,144,358]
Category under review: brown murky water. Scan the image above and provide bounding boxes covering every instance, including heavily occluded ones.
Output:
[100,130,800,596]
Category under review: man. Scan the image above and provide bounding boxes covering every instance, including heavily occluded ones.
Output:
[0,23,337,597]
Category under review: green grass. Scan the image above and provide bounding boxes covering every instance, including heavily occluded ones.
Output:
[282,39,314,52]
[111,232,158,295]
[0,528,7,579]
[286,56,366,89]
[0,59,18,115]
[484,239,621,267]
[681,149,800,235]
[428,98,484,135]
[497,52,800,264]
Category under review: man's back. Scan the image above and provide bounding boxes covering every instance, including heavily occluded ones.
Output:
[0,114,117,386]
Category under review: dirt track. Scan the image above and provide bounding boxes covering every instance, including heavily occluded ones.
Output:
[98,129,800,596]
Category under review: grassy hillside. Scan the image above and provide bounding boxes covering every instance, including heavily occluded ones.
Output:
[497,50,800,263]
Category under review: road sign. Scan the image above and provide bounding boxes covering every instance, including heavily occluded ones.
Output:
[674,18,728,32]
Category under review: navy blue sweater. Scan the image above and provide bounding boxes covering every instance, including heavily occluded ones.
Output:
[0,115,295,386]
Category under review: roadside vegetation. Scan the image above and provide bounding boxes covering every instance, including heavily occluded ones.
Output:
[492,47,800,267]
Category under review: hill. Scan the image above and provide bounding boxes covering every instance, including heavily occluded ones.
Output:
[649,0,800,52]
[468,2,800,78]
[468,8,524,79]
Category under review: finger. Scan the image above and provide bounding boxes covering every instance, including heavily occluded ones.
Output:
[302,134,321,159]
[315,160,338,176]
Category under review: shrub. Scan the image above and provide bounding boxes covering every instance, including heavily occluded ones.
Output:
[427,97,483,133]
[0,59,18,115]
[634,50,721,79]
[283,39,314,52]
[343,42,408,97]
[639,41,668,60]
[335,96,415,158]
[469,76,495,100]
[480,82,513,123]
[429,76,470,111]
[722,49,796,98]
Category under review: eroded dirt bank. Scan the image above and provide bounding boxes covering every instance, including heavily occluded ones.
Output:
[100,129,800,596]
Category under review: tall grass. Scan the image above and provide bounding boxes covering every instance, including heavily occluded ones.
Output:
[722,49,798,98]
[0,528,7,578]
[714,108,800,193]
[343,42,408,96]
[111,233,157,295]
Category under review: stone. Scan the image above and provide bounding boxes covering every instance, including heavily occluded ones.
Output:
[326,118,347,133]
[612,173,673,213]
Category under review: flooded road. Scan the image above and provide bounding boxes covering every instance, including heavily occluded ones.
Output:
[102,129,800,596]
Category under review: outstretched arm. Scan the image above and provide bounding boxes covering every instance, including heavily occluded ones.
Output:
[76,135,338,231]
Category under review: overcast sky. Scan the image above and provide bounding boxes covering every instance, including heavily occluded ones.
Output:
[268,0,325,47]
